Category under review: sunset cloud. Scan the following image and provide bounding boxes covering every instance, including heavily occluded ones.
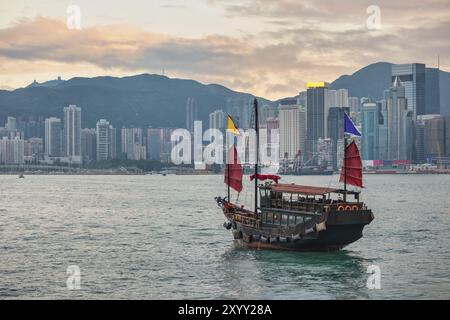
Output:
[0,0,449,99]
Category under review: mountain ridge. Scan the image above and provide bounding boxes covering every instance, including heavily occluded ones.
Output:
[0,62,448,129]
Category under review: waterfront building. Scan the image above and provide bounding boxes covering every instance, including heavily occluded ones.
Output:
[63,105,82,163]
[327,107,346,169]
[348,97,360,114]
[44,117,62,158]
[306,82,329,163]
[209,110,226,131]
[24,137,44,162]
[392,63,426,117]
[186,97,198,132]
[82,128,96,163]
[377,100,389,161]
[425,67,441,115]
[96,119,114,161]
[317,138,333,168]
[279,100,306,161]
[384,77,414,160]
[260,105,276,125]
[361,102,380,160]
[0,137,24,164]
[6,116,17,132]
[121,127,146,160]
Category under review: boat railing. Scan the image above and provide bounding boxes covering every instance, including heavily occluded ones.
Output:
[266,198,365,212]
[233,213,261,228]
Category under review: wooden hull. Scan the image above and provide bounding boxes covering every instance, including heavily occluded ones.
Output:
[231,223,367,252]
[223,209,374,252]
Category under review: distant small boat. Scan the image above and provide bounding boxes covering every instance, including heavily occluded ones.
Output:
[18,173,25,178]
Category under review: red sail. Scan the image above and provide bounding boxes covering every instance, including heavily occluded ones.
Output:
[224,145,243,193]
[340,141,363,188]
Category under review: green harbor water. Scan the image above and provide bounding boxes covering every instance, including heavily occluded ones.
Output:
[0,174,449,299]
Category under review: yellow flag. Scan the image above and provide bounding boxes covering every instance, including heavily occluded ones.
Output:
[227,115,240,136]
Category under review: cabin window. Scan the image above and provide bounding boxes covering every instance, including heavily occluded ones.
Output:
[296,216,304,225]
[281,214,288,226]
[266,212,273,224]
[289,215,296,226]
[273,214,281,225]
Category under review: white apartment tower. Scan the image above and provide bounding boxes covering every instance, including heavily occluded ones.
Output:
[63,105,82,163]
[279,102,306,161]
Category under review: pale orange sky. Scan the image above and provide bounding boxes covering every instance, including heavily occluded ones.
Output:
[0,0,449,99]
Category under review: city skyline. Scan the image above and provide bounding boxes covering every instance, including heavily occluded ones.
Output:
[0,0,449,99]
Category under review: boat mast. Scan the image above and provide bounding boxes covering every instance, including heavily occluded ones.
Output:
[227,158,230,203]
[344,135,347,203]
[254,98,259,214]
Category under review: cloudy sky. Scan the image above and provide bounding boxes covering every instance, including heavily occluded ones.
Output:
[0,0,449,99]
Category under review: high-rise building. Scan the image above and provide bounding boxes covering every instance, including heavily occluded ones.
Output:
[81,128,96,163]
[6,116,17,132]
[260,105,276,125]
[226,98,253,129]
[348,97,360,114]
[209,110,226,131]
[147,128,163,161]
[306,82,329,163]
[279,101,306,161]
[317,138,333,168]
[377,100,388,160]
[24,137,44,163]
[361,102,380,160]
[415,121,426,163]
[327,107,346,169]
[297,91,307,107]
[24,118,44,140]
[392,63,426,117]
[63,105,82,163]
[0,137,24,164]
[121,127,146,160]
[425,67,440,115]
[424,116,446,160]
[266,117,279,158]
[96,119,114,161]
[44,117,62,157]
[186,97,198,132]
[109,126,117,160]
[384,77,414,160]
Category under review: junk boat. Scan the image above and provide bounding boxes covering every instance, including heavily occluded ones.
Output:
[215,99,374,251]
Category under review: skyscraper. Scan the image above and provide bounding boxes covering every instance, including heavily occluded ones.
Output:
[209,110,226,131]
[63,105,82,163]
[425,67,440,115]
[96,119,112,161]
[0,137,24,164]
[392,63,426,117]
[306,82,329,163]
[186,97,198,132]
[81,128,96,163]
[260,105,276,125]
[44,117,62,157]
[121,127,146,160]
[7,116,17,132]
[147,128,163,161]
[377,100,388,161]
[109,126,117,160]
[384,77,414,160]
[327,107,346,169]
[348,97,360,114]
[279,101,306,161]
[361,102,379,160]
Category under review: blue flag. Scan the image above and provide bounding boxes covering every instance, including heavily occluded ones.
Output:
[344,112,361,137]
